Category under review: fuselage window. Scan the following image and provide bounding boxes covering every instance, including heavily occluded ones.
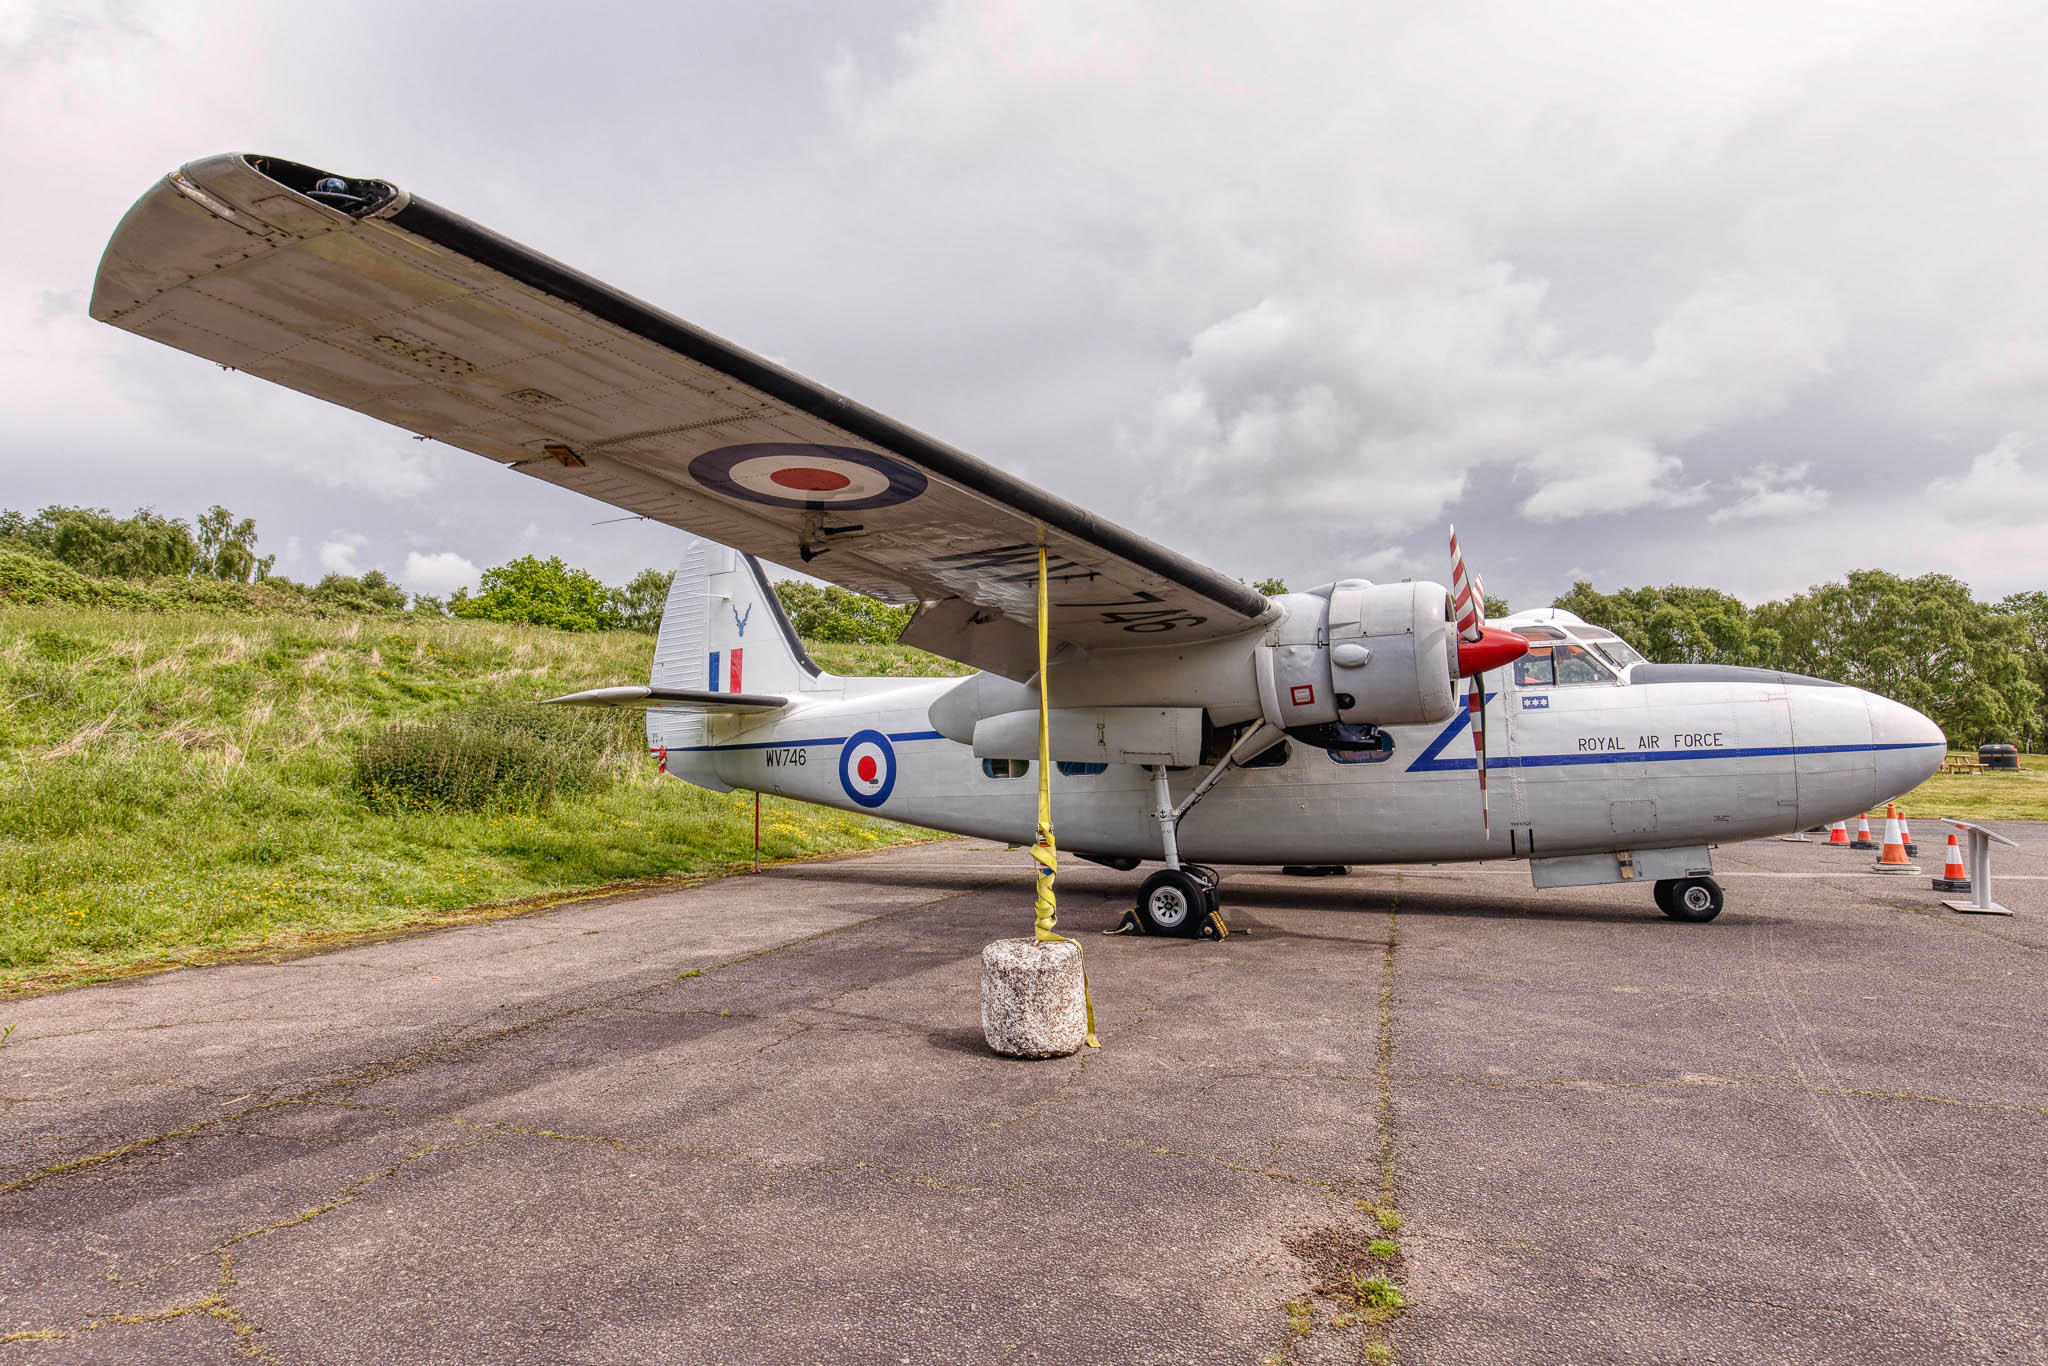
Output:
[982,758,1031,779]
[1056,761,1107,776]
[1328,733,1395,765]
[1240,741,1291,769]
[1515,647,1556,687]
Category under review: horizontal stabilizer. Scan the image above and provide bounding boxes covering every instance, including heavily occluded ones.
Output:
[542,685,788,714]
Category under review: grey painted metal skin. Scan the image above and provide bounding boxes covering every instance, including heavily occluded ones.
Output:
[649,546,1945,870]
[89,154,1948,878]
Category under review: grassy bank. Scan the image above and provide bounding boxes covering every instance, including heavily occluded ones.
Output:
[0,609,964,995]
[1899,752,2048,821]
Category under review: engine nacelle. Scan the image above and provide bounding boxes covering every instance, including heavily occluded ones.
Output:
[1255,580,1457,735]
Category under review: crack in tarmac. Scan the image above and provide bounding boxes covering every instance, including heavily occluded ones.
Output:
[1257,874,1407,1366]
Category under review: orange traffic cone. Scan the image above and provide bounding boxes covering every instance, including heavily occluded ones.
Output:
[1827,821,1849,845]
[1850,814,1878,849]
[1932,831,1971,893]
[1872,804,1919,873]
[1899,810,1917,858]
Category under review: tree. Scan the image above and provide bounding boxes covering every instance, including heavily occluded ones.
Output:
[1994,591,2048,749]
[615,568,674,632]
[1483,593,1510,618]
[450,555,619,631]
[1252,577,1288,595]
[771,580,912,643]
[1,505,196,579]
[1553,582,1773,665]
[410,593,449,617]
[1755,570,2039,747]
[313,569,407,612]
[192,505,273,582]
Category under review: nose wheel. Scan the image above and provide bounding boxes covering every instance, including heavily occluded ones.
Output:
[1654,876,1724,922]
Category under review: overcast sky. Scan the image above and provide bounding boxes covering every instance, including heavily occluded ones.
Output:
[7,0,2048,610]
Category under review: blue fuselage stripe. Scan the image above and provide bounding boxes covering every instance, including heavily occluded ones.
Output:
[673,729,945,754]
[1408,740,1940,774]
[672,728,1935,767]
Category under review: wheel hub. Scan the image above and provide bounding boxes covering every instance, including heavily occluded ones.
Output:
[1149,888,1189,927]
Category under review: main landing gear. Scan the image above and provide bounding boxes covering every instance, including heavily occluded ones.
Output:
[1115,739,1280,940]
[1654,876,1724,923]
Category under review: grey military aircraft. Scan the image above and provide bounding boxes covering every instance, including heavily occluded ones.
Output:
[90,154,1947,930]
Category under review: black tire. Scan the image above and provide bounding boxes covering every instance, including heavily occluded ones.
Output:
[1652,879,1675,914]
[1661,876,1723,923]
[1137,868,1208,937]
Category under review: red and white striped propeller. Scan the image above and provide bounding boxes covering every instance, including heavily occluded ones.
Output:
[1448,526,1528,836]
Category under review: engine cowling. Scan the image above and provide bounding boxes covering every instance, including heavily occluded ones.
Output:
[1255,580,1457,735]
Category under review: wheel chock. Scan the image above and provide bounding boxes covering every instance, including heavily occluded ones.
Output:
[1105,909,1146,935]
[1197,911,1233,940]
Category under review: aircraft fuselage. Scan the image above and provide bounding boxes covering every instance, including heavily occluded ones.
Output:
[668,669,1944,867]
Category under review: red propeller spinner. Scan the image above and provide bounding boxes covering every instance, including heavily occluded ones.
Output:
[1456,626,1528,678]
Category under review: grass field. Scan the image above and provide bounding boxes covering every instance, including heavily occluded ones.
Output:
[1898,752,2048,821]
[4,600,2034,996]
[0,609,966,996]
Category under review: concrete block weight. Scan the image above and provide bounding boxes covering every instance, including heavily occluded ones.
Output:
[981,937,1088,1058]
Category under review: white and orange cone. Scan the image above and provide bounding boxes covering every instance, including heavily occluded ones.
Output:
[1850,814,1878,849]
[1827,821,1850,846]
[1899,811,1918,858]
[1932,832,1971,893]
[1872,803,1920,873]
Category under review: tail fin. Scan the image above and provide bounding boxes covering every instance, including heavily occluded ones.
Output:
[649,539,820,752]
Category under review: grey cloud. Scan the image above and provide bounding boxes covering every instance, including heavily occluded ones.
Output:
[7,0,2048,615]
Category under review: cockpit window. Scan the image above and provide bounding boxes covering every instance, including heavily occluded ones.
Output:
[1552,642,1614,685]
[1515,647,1556,687]
[1515,642,1616,687]
[1579,631,1645,669]
[1511,625,1566,641]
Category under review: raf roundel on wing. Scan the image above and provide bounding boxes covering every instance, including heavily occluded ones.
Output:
[688,444,928,512]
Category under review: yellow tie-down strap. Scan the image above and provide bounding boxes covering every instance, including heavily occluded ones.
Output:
[1032,543,1099,1048]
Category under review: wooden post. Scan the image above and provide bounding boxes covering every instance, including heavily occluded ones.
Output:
[753,792,761,873]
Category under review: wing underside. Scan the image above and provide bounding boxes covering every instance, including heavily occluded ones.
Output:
[90,154,1275,677]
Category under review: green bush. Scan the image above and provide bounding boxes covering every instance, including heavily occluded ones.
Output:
[352,704,631,812]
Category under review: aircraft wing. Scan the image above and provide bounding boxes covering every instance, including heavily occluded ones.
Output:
[90,154,1276,678]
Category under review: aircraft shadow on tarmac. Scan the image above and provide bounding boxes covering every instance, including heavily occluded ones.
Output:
[777,861,1675,926]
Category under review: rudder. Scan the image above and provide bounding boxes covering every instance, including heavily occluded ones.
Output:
[649,539,821,752]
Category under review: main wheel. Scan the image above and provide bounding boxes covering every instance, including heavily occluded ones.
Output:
[1137,868,1208,937]
[1652,879,1675,914]
[1660,876,1723,923]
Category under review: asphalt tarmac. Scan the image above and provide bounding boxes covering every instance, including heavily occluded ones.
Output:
[4,829,2044,1364]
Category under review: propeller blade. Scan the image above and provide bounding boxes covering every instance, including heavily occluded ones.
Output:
[1449,525,1520,837]
[1449,524,1483,644]
[1468,672,1490,836]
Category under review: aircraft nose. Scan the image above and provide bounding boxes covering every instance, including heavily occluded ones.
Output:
[1866,692,1946,800]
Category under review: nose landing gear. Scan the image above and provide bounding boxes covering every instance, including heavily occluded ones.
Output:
[1654,876,1724,922]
